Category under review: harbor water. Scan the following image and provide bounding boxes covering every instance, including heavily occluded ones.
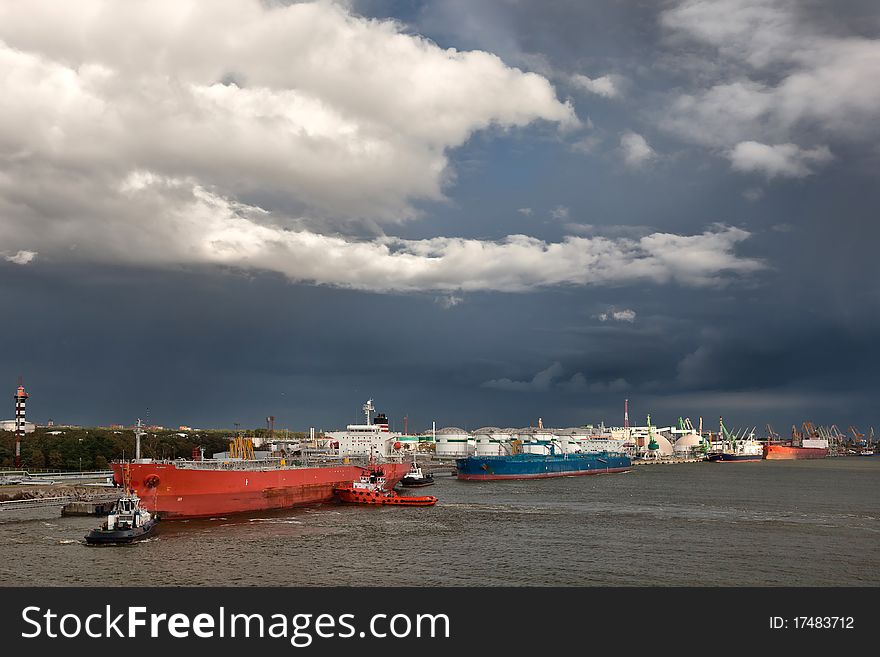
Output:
[0,457,877,586]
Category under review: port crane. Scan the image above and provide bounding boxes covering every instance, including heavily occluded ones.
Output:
[228,435,255,460]
[677,417,695,432]
[848,425,865,446]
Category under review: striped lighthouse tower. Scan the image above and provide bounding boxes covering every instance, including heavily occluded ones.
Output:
[14,381,29,468]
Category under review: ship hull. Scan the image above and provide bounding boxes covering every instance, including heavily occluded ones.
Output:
[707,453,763,462]
[85,519,158,545]
[455,452,631,480]
[763,444,829,460]
[112,461,411,519]
[334,487,437,506]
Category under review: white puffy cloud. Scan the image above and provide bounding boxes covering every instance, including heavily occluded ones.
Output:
[619,132,656,168]
[660,0,880,175]
[550,205,570,220]
[0,0,576,224]
[598,309,636,323]
[4,250,37,265]
[435,294,463,309]
[728,142,833,178]
[570,73,622,98]
[0,0,766,294]
[0,170,763,291]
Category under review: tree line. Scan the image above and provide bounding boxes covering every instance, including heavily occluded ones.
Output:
[0,427,309,470]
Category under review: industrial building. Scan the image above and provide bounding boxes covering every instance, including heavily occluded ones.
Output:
[0,419,35,433]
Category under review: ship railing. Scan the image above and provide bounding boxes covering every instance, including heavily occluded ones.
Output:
[150,456,377,471]
[128,451,406,471]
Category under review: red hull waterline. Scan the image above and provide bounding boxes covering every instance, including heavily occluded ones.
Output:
[112,461,412,519]
[456,466,631,481]
[334,487,437,506]
[763,445,829,460]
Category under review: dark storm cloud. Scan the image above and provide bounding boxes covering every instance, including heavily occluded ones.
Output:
[1,0,879,435]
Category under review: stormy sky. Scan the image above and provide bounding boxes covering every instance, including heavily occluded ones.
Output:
[1,0,878,434]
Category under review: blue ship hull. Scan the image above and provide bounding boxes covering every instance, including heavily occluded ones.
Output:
[455,452,631,480]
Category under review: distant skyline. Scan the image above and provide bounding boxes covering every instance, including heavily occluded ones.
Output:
[1,1,878,433]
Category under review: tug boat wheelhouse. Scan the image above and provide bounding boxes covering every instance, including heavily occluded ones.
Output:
[85,490,158,545]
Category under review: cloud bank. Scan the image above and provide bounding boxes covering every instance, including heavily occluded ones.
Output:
[482,362,630,394]
[660,0,880,177]
[0,0,575,221]
[1,174,763,291]
[0,0,765,294]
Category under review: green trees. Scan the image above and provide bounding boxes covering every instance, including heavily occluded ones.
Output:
[0,426,308,470]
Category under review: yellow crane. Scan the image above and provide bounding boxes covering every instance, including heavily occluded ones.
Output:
[228,435,255,460]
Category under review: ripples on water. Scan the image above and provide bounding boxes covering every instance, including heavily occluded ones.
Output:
[1,458,877,586]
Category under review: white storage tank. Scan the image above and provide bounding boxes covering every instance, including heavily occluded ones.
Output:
[555,428,588,453]
[473,427,508,456]
[520,430,559,455]
[435,427,472,457]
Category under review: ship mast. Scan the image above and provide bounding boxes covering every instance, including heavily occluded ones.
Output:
[363,398,375,425]
[134,418,145,461]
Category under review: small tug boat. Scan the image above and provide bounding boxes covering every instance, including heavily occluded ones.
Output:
[85,490,159,545]
[335,466,437,506]
[399,456,435,488]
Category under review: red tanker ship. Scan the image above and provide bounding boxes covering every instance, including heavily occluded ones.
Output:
[113,458,411,518]
[763,438,829,460]
[112,427,410,518]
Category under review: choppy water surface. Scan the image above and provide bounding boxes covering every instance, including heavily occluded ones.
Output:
[1,458,877,586]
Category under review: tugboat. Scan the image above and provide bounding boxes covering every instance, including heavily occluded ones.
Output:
[86,459,159,545]
[85,490,159,544]
[335,465,437,506]
[399,455,435,488]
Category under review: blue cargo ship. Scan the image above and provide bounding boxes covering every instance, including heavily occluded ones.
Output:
[455,451,631,480]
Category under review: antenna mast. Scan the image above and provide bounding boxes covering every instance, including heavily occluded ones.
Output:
[134,418,145,461]
[363,398,374,425]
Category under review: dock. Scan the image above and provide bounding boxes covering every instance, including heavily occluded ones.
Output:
[61,499,118,516]
[0,469,113,485]
[632,457,704,466]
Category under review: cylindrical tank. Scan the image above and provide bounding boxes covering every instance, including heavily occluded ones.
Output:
[520,429,558,455]
[473,427,508,456]
[435,427,472,457]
